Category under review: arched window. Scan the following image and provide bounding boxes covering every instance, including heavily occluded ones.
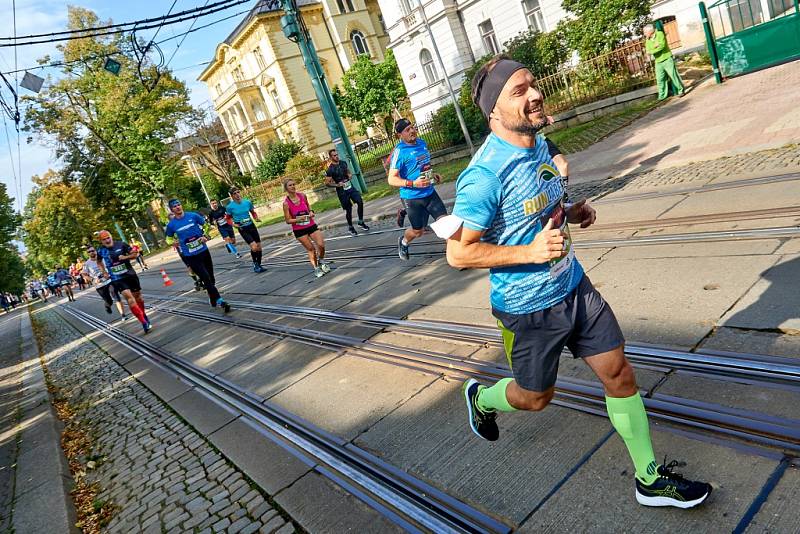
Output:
[350,30,370,57]
[420,49,438,85]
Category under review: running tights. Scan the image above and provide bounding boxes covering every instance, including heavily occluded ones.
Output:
[345,199,364,226]
[183,250,221,306]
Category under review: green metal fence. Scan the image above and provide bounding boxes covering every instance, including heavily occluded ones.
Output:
[701,0,800,81]
[353,119,455,173]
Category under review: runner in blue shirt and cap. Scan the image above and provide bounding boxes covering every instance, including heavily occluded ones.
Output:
[165,198,231,312]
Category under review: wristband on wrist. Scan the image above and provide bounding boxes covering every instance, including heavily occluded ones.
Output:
[406,180,413,188]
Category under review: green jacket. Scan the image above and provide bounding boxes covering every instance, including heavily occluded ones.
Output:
[645,30,672,63]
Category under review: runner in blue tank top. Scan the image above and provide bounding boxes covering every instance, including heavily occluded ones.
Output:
[442,56,711,509]
[225,187,265,273]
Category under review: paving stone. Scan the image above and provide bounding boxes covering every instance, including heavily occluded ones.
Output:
[212,516,232,531]
[260,515,287,533]
[31,309,285,534]
[228,516,253,533]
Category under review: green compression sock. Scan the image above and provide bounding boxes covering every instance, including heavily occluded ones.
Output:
[606,392,658,484]
[476,378,518,413]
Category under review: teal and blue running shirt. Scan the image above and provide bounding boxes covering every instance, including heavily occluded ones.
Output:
[453,132,584,314]
[165,212,209,257]
[390,138,435,200]
[226,199,256,226]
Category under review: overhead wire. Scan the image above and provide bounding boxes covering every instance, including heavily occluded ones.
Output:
[0,0,246,41]
[12,0,22,213]
[164,0,210,69]
[0,0,257,48]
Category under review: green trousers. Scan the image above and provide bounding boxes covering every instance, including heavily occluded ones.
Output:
[655,57,684,100]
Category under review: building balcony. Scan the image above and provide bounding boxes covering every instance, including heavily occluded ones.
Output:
[402,9,418,29]
[214,79,259,106]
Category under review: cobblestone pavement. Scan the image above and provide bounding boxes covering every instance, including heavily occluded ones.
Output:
[32,307,297,534]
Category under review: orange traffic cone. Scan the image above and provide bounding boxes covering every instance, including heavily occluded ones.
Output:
[160,268,174,287]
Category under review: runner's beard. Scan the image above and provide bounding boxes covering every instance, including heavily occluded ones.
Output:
[502,113,549,136]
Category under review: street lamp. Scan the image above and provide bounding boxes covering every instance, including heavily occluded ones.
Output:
[181,154,212,206]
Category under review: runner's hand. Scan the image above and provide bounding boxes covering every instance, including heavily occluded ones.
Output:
[414,177,431,188]
[200,236,209,243]
[527,218,566,263]
[433,173,443,184]
[566,199,596,228]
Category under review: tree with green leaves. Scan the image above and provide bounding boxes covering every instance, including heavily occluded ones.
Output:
[22,171,111,275]
[332,50,407,137]
[559,0,653,58]
[253,140,302,183]
[23,6,193,217]
[0,183,24,295]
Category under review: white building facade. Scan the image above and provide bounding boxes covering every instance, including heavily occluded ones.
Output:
[377,0,706,121]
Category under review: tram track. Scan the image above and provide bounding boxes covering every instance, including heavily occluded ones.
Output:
[148,294,800,389]
[110,296,800,455]
[60,305,511,534]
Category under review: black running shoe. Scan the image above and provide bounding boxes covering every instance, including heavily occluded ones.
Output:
[104,303,112,314]
[348,226,358,237]
[635,459,712,508]
[397,236,410,260]
[462,378,499,441]
[358,220,370,231]
[396,208,406,227]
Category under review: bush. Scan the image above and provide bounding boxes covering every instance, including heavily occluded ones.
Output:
[284,152,325,187]
[253,140,302,183]
[503,28,570,76]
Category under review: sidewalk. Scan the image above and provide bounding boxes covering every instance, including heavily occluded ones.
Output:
[0,308,77,533]
[567,60,800,183]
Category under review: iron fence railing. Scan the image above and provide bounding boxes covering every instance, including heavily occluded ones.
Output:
[537,40,655,115]
[240,168,325,207]
[353,118,456,173]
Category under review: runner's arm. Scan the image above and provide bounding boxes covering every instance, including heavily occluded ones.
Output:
[282,202,296,225]
[248,201,261,222]
[446,222,566,269]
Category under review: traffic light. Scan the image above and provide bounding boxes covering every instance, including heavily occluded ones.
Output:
[280,14,300,41]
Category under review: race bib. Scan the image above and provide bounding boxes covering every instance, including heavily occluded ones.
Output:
[216,217,228,226]
[186,238,205,252]
[342,180,352,190]
[548,205,574,279]
[238,217,252,226]
[110,263,128,275]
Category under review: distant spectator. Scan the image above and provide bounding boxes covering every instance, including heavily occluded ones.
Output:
[644,23,684,101]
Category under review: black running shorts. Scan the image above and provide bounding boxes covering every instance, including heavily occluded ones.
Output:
[111,274,142,294]
[493,275,625,392]
[218,224,235,239]
[293,223,319,239]
[237,224,261,244]
[406,190,447,230]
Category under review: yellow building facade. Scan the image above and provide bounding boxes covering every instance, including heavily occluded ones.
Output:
[199,0,389,174]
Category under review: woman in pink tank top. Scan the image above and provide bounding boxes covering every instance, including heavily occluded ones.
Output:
[282,179,330,278]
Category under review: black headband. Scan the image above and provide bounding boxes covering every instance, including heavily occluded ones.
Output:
[474,59,526,119]
[394,118,412,134]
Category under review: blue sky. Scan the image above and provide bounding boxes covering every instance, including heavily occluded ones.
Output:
[0,0,258,213]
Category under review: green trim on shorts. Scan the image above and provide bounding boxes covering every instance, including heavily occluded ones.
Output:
[497,319,515,370]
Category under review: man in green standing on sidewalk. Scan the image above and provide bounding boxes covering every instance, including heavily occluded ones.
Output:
[645,23,684,100]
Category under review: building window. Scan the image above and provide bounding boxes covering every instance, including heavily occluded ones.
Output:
[336,0,355,12]
[253,47,267,71]
[215,83,222,96]
[350,30,370,56]
[251,99,268,122]
[522,0,546,32]
[232,66,244,81]
[478,20,499,55]
[398,0,412,16]
[420,49,438,85]
[270,89,285,114]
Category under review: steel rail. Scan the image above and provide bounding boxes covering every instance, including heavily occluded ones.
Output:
[244,225,800,267]
[61,306,511,534]
[139,300,800,454]
[149,295,800,388]
[591,171,800,205]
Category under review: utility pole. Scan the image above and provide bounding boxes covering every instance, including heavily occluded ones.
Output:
[279,0,367,193]
[415,0,474,155]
